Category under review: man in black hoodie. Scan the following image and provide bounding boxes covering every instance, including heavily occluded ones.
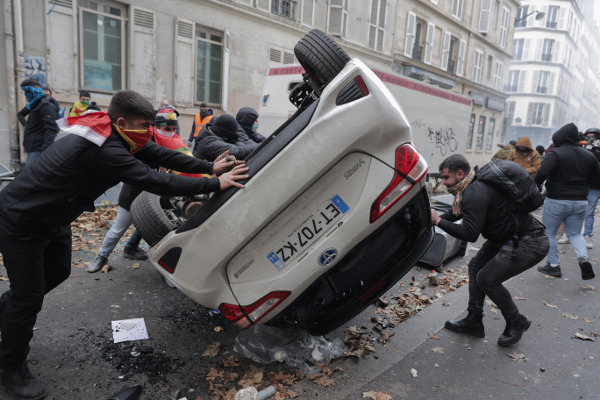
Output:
[236,107,266,145]
[0,90,248,399]
[18,78,59,166]
[535,123,600,280]
[432,154,549,347]
[193,114,258,161]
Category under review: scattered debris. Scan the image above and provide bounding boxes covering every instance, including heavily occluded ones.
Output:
[431,346,445,354]
[574,332,595,341]
[543,301,558,309]
[362,391,392,400]
[112,318,149,343]
[562,312,579,320]
[506,352,525,362]
[410,368,418,378]
[579,285,596,291]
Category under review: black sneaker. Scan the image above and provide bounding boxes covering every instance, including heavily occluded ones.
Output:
[578,257,595,280]
[123,247,148,261]
[0,364,46,399]
[87,255,108,273]
[537,263,562,278]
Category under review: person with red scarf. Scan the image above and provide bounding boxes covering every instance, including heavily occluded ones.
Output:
[0,90,248,399]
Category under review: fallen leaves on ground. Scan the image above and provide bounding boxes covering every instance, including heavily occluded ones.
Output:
[431,346,445,354]
[202,342,222,357]
[544,301,558,309]
[101,265,112,274]
[506,352,525,362]
[362,391,392,400]
[563,312,579,320]
[579,285,596,291]
[427,332,440,340]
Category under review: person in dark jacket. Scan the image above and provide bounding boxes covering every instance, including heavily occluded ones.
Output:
[193,114,259,161]
[18,78,59,166]
[535,123,600,280]
[432,154,549,347]
[0,90,248,399]
[236,107,266,145]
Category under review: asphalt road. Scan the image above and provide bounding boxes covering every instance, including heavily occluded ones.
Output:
[1,207,599,399]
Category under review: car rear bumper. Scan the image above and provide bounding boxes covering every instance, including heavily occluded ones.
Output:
[267,187,433,335]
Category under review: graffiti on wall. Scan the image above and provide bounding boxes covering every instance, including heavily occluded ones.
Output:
[427,126,459,156]
[24,55,47,88]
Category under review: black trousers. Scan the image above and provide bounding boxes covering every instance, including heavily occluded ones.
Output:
[0,222,71,369]
[467,232,549,320]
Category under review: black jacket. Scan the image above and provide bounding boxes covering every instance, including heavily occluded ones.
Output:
[21,96,59,153]
[17,97,60,127]
[438,176,534,243]
[193,124,258,161]
[0,129,219,236]
[535,123,600,200]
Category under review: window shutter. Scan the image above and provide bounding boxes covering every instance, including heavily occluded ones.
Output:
[256,0,270,11]
[526,102,534,125]
[441,31,451,70]
[553,41,561,63]
[221,28,231,112]
[478,0,491,34]
[531,71,539,92]
[131,7,156,99]
[404,12,416,57]
[558,7,566,30]
[535,39,543,61]
[174,18,195,106]
[424,22,435,64]
[548,72,556,94]
[283,50,295,64]
[269,48,282,62]
[45,0,77,90]
[523,39,530,61]
[457,39,466,76]
[543,103,550,126]
[302,0,315,26]
[518,70,526,92]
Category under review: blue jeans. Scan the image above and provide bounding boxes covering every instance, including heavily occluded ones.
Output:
[583,189,600,237]
[25,152,40,166]
[98,206,141,258]
[542,198,588,265]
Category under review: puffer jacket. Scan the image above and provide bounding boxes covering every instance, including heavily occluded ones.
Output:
[506,136,541,175]
[193,124,258,161]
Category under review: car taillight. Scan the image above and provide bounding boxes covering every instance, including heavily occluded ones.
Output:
[157,247,182,274]
[370,144,428,223]
[219,291,291,330]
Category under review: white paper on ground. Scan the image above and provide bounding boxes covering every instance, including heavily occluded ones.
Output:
[111,318,149,343]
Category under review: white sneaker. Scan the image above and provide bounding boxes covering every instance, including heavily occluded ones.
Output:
[585,236,593,249]
[557,234,569,244]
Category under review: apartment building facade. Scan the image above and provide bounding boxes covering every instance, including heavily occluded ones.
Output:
[1,0,518,170]
[505,0,600,147]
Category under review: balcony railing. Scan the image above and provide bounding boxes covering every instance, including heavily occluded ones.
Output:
[412,44,423,61]
[541,53,553,62]
[546,21,557,29]
[504,84,518,92]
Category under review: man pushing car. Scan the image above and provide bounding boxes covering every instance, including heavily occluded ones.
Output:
[0,90,248,399]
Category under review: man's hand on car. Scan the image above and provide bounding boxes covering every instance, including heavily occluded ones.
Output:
[431,208,440,226]
[213,150,241,175]
[218,164,249,190]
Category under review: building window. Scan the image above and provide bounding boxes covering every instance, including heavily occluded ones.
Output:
[476,115,486,150]
[271,0,296,19]
[196,28,223,105]
[466,113,476,150]
[441,32,458,73]
[515,6,528,28]
[512,39,524,60]
[79,0,126,91]
[536,71,549,93]
[478,0,491,34]
[546,5,559,28]
[328,0,348,37]
[472,49,483,83]
[528,102,549,125]
[301,0,316,26]
[451,0,464,20]
[504,70,519,92]
[541,39,554,62]
[486,118,496,151]
[499,7,510,48]
[493,61,503,90]
[369,0,386,51]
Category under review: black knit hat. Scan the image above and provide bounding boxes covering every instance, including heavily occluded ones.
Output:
[212,114,239,143]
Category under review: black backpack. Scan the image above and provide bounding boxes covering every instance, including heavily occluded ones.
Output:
[477,160,543,213]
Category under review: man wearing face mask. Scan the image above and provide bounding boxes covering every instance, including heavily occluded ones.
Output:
[236,107,266,145]
[193,114,259,161]
[68,90,99,117]
[0,90,249,399]
[18,78,60,166]
[506,136,541,178]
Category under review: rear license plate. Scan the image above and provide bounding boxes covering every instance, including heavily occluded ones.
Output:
[267,195,349,270]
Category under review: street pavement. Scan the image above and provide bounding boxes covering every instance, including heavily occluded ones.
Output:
[1,208,600,399]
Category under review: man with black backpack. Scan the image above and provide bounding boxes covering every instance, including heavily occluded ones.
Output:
[535,123,600,280]
[431,154,549,347]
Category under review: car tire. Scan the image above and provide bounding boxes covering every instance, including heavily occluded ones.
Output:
[294,29,351,87]
[130,191,178,247]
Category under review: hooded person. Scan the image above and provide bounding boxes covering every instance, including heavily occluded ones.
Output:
[236,107,266,145]
[18,78,60,165]
[535,123,600,281]
[193,114,259,161]
[506,136,541,176]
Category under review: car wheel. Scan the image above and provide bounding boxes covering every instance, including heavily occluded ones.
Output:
[130,191,178,247]
[294,29,351,88]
